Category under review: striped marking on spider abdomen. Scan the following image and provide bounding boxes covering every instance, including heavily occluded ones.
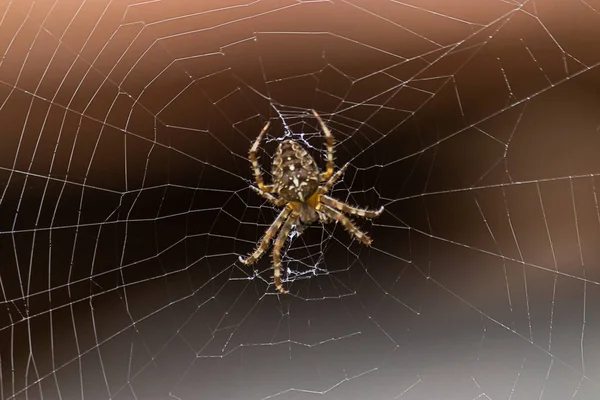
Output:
[272,140,319,203]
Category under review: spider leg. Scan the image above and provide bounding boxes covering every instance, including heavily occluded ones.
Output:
[321,195,384,219]
[249,186,287,207]
[319,162,349,194]
[317,204,374,246]
[312,110,335,182]
[239,206,292,265]
[249,120,274,193]
[271,211,299,294]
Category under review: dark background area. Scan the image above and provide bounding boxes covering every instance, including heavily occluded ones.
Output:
[1,0,600,399]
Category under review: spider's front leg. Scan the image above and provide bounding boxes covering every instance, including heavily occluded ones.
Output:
[317,204,373,246]
[271,211,299,294]
[318,163,384,219]
[239,206,291,266]
[321,195,384,219]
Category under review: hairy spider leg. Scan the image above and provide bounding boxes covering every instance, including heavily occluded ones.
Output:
[319,162,349,194]
[312,110,335,182]
[321,195,384,219]
[249,121,274,193]
[317,203,373,246]
[239,206,292,265]
[249,186,287,207]
[272,211,298,294]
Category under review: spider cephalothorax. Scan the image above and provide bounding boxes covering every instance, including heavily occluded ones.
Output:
[239,110,384,294]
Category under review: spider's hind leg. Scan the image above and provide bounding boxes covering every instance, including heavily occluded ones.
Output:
[249,120,275,193]
[249,186,286,207]
[319,163,349,194]
[312,110,336,182]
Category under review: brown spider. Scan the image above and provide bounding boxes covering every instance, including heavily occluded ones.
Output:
[239,110,384,294]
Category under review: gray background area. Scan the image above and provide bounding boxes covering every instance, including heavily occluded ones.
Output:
[0,0,599,399]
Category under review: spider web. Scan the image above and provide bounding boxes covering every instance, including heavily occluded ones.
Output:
[1,0,600,399]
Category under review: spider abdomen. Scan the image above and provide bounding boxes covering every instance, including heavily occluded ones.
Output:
[272,140,319,202]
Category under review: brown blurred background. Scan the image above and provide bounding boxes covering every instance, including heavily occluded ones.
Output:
[0,0,600,399]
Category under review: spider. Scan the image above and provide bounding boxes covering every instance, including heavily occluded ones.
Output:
[239,110,384,294]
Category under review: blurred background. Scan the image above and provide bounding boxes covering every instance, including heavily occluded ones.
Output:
[1,0,599,399]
